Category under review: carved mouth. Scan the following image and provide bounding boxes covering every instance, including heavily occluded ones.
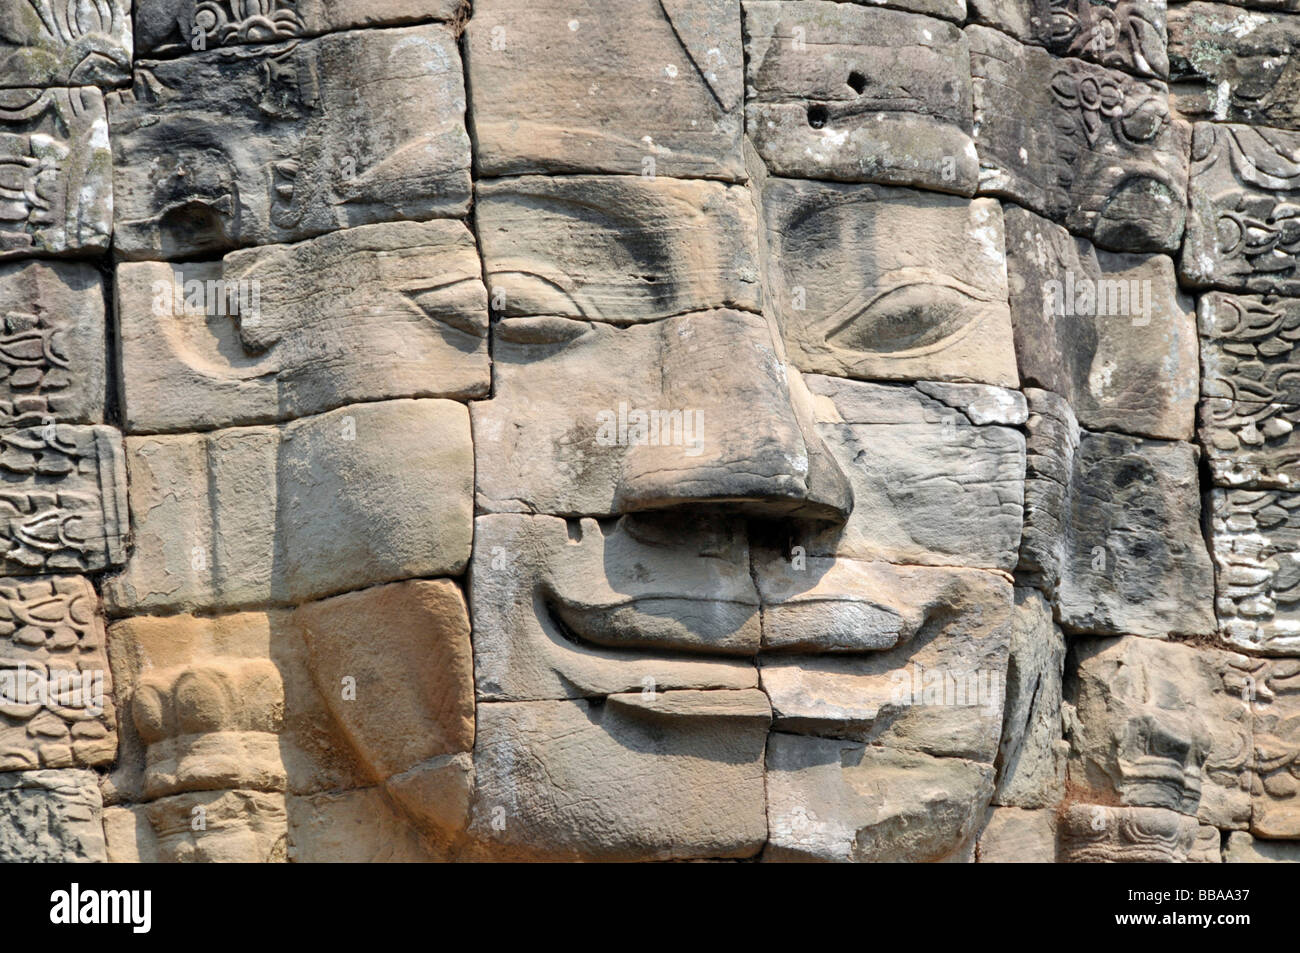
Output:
[544,589,760,657]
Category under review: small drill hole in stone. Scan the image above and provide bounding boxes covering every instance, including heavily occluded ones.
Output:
[807,104,829,129]
[848,71,867,94]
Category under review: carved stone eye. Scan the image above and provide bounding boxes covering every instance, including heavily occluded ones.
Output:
[827,279,984,355]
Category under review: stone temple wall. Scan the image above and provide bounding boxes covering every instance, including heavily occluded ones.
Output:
[0,0,1296,862]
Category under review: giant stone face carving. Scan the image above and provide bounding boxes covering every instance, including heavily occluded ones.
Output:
[0,0,1291,869]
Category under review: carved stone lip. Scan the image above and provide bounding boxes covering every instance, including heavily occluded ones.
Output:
[545,592,760,657]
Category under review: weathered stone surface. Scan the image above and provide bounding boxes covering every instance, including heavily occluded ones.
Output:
[970,0,1169,78]
[1183,123,1300,294]
[383,752,473,849]
[0,87,111,259]
[286,786,440,863]
[1065,637,1249,821]
[0,575,114,771]
[0,0,131,88]
[754,549,1006,654]
[0,259,106,428]
[465,0,745,180]
[0,423,126,575]
[109,25,471,260]
[133,0,462,56]
[1201,290,1300,394]
[1202,398,1300,488]
[1206,658,1260,830]
[801,374,1025,569]
[1003,204,1198,440]
[296,580,474,782]
[1197,291,1300,409]
[1020,389,1216,636]
[103,608,366,804]
[1210,489,1300,654]
[116,220,489,433]
[1252,658,1300,836]
[475,176,760,323]
[472,312,850,520]
[765,733,994,862]
[1170,3,1300,129]
[1197,292,1300,488]
[993,588,1068,808]
[1225,829,1300,861]
[758,562,1012,760]
[847,0,967,21]
[760,176,1018,387]
[0,0,1261,869]
[976,806,1058,862]
[969,25,1190,253]
[471,514,760,702]
[136,790,288,862]
[1190,824,1223,862]
[0,767,104,861]
[744,3,978,194]
[103,400,473,613]
[468,692,770,861]
[1059,803,1199,862]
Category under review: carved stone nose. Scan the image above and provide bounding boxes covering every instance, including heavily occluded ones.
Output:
[614,309,853,521]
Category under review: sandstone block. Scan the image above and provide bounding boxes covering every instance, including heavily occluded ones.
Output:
[134,0,463,56]
[287,786,443,863]
[970,25,1189,252]
[970,0,1168,78]
[475,175,761,324]
[1170,3,1300,129]
[469,692,770,861]
[1003,204,1197,440]
[139,790,287,862]
[976,807,1058,862]
[758,560,1012,761]
[1211,489,1300,654]
[1225,829,1300,862]
[1066,637,1253,826]
[0,87,111,260]
[0,768,104,861]
[295,579,475,782]
[744,3,978,193]
[765,733,994,862]
[1198,292,1300,488]
[0,259,106,428]
[0,0,131,87]
[0,423,127,575]
[103,399,473,613]
[1182,122,1300,294]
[801,374,1025,569]
[116,220,489,433]
[993,588,1068,808]
[1252,659,1300,836]
[0,575,115,771]
[109,25,470,260]
[760,176,1018,386]
[1059,803,1198,862]
[103,607,366,803]
[465,0,745,180]
[1020,388,1215,636]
